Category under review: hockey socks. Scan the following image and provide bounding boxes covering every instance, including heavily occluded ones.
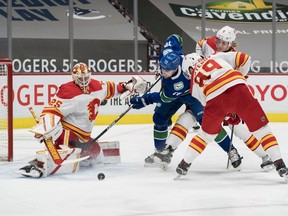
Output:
[214,128,232,152]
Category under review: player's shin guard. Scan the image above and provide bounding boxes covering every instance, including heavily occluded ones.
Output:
[153,124,168,151]
[245,135,265,157]
[166,123,188,150]
[214,128,231,152]
[259,134,282,162]
[185,135,207,163]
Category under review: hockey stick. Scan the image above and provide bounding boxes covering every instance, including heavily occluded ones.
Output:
[28,107,89,165]
[226,124,235,169]
[69,76,162,149]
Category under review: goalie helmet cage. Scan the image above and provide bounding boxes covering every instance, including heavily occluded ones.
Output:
[0,59,13,161]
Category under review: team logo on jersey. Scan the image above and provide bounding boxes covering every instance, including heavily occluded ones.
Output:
[66,7,106,20]
[173,82,184,91]
[261,116,267,122]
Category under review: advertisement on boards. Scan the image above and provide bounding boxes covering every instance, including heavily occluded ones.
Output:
[2,73,287,119]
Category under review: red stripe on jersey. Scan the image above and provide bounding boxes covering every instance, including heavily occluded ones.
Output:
[61,121,91,142]
[41,107,64,119]
[235,52,249,69]
[261,134,278,151]
[170,123,188,141]
[203,70,245,96]
[189,135,207,154]
[245,135,260,151]
[105,81,116,100]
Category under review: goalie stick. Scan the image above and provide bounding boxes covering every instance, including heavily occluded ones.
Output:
[69,76,162,149]
[28,107,89,165]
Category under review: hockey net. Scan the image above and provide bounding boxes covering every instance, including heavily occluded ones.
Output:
[0,59,13,161]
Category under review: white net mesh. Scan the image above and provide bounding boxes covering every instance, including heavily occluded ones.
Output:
[0,63,9,161]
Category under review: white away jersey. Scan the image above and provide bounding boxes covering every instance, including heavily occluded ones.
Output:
[191,52,251,103]
[41,79,121,141]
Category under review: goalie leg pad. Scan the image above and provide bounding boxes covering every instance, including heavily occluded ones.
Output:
[99,141,121,164]
[36,148,82,177]
[79,141,121,166]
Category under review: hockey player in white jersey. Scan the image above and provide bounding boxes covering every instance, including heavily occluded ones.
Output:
[154,27,273,171]
[18,62,147,178]
[197,25,274,170]
[196,25,237,56]
[175,52,288,182]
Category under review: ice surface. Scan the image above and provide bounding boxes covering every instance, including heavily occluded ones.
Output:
[1,123,288,216]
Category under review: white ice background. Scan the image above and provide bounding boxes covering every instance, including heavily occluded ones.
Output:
[1,123,288,216]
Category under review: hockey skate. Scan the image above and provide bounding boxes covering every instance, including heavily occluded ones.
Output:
[274,159,288,183]
[260,155,275,171]
[228,147,243,169]
[144,152,156,167]
[18,165,43,178]
[154,146,174,170]
[176,159,191,176]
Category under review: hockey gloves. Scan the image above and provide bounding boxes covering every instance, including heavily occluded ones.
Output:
[130,95,150,109]
[224,113,241,125]
[120,75,148,100]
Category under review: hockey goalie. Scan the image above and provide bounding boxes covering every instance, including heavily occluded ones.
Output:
[18,62,148,178]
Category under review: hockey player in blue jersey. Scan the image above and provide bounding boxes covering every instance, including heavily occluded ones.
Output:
[130,45,242,169]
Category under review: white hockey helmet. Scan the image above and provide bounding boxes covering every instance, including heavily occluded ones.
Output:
[216,26,236,43]
[72,62,91,87]
[182,53,203,78]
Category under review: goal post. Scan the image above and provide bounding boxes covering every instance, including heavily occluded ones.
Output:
[0,59,13,161]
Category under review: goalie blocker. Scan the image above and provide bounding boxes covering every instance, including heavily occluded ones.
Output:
[18,140,121,178]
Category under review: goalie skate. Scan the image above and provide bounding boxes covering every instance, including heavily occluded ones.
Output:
[18,165,43,178]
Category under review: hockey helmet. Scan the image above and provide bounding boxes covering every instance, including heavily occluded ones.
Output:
[72,62,91,87]
[160,52,181,71]
[167,34,183,48]
[182,53,203,78]
[216,26,236,44]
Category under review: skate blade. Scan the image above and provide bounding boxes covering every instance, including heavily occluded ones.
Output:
[153,157,168,170]
[174,174,182,180]
[282,175,288,183]
[262,164,275,172]
[227,163,242,171]
[144,162,157,167]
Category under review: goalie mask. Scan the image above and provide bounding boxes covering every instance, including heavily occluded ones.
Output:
[72,62,91,88]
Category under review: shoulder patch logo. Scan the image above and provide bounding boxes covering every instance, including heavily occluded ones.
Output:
[174,82,184,91]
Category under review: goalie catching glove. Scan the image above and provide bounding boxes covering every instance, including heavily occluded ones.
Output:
[120,75,148,100]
